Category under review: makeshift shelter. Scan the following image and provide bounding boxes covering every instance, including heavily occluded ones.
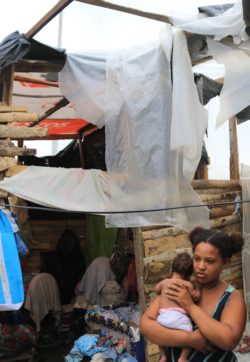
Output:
[0,0,250,361]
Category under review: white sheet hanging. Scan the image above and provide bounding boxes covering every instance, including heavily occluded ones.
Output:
[207,38,250,128]
[58,26,209,230]
[170,0,248,45]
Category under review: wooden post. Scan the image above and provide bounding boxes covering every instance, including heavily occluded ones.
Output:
[25,0,74,39]
[0,64,14,106]
[77,136,85,168]
[229,116,239,180]
[133,227,146,313]
[76,0,171,23]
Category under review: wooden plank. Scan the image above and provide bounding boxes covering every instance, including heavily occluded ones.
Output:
[1,65,14,106]
[142,226,185,241]
[77,0,171,24]
[209,205,236,219]
[196,187,241,194]
[0,105,28,113]
[0,157,17,171]
[0,112,38,123]
[0,125,48,138]
[5,165,28,177]
[25,0,74,38]
[210,214,241,228]
[0,147,36,157]
[229,116,239,179]
[192,179,241,189]
[15,60,65,73]
[144,234,190,257]
[30,97,69,126]
[14,75,59,88]
[0,189,8,197]
[200,191,241,204]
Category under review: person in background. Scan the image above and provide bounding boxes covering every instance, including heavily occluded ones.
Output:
[155,252,201,362]
[140,227,246,361]
[75,254,130,307]
[41,229,85,304]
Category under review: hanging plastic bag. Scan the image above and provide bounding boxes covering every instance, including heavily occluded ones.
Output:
[0,209,24,310]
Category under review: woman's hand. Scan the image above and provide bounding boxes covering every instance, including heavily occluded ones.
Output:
[165,280,195,312]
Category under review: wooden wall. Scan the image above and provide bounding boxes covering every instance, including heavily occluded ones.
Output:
[24,218,86,273]
[134,179,243,361]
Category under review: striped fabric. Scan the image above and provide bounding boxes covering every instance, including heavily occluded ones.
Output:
[166,285,237,361]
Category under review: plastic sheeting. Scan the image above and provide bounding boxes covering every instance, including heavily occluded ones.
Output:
[240,163,250,335]
[0,166,111,212]
[170,0,248,45]
[207,37,250,128]
[0,32,30,72]
[58,27,209,230]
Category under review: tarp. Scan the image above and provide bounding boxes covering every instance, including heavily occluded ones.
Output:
[13,72,76,119]
[59,27,210,230]
[0,31,65,73]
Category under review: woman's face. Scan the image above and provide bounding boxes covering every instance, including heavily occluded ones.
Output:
[193,241,225,286]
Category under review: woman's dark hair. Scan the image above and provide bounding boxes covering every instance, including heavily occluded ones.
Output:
[189,226,244,260]
[172,252,193,280]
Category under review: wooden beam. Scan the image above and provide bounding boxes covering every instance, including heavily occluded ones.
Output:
[192,55,213,66]
[14,75,59,88]
[29,97,69,126]
[229,116,239,179]
[192,179,241,189]
[0,147,36,157]
[76,0,171,24]
[0,157,17,172]
[0,112,38,123]
[1,65,15,106]
[133,227,147,313]
[0,105,28,113]
[15,60,65,73]
[25,0,74,39]
[0,125,48,138]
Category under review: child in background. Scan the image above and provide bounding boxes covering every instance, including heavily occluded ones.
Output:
[155,252,201,362]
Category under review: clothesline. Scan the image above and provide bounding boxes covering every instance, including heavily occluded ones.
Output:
[0,199,246,214]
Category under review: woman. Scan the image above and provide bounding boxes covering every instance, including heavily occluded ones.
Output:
[140,227,246,361]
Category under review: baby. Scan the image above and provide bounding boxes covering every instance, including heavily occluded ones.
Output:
[155,252,201,362]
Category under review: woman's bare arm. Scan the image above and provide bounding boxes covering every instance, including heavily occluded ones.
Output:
[140,296,210,351]
[167,283,246,350]
[188,290,246,350]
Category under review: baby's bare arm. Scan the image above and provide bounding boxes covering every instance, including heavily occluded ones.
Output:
[154,278,172,294]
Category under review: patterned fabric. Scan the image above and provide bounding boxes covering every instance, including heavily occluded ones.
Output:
[0,324,36,358]
[166,285,238,361]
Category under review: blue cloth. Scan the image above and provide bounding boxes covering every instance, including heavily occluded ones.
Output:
[70,334,106,357]
[14,232,29,256]
[0,210,24,310]
[117,352,138,362]
[64,351,83,362]
[102,346,117,360]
